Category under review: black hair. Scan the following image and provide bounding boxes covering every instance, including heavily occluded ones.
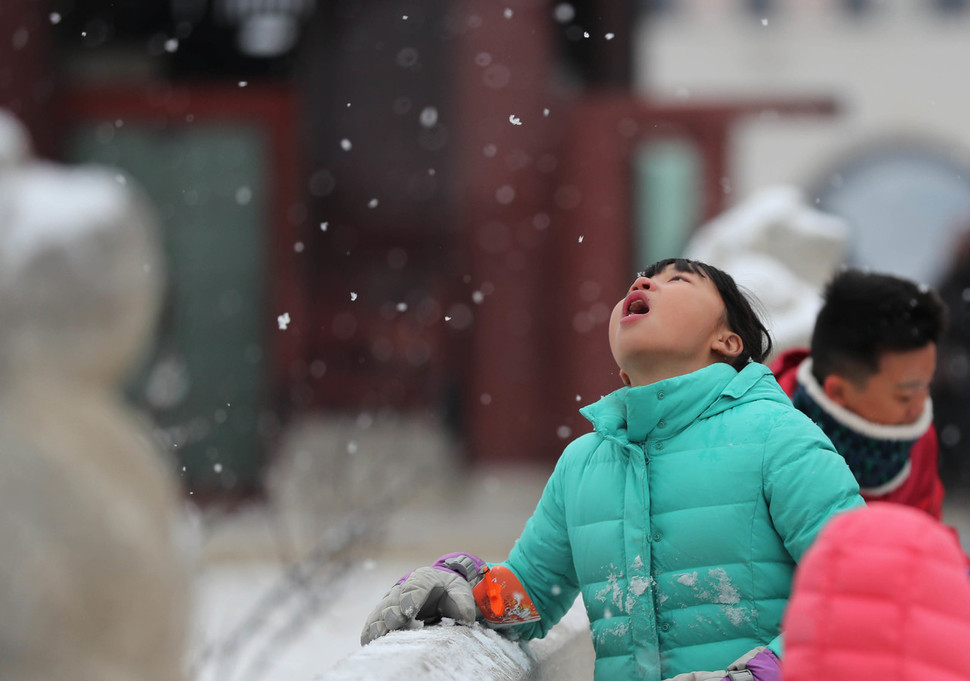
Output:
[638,258,773,369]
[810,267,947,385]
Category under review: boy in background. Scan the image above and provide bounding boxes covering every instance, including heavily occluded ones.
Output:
[771,267,947,518]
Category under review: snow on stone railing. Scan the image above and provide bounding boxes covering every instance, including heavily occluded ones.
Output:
[321,597,593,681]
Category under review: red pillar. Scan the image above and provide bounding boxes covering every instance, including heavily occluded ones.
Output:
[550,96,641,438]
[453,0,564,464]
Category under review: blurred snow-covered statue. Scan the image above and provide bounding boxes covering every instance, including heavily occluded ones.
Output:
[0,110,190,681]
[684,185,849,355]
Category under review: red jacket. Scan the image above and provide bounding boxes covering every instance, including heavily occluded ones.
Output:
[784,503,970,681]
[771,348,945,520]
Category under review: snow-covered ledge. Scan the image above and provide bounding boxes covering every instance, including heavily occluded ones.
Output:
[321,597,593,681]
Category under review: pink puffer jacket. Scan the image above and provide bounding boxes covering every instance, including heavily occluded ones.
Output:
[783,502,970,681]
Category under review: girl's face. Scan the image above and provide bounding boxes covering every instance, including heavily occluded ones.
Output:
[608,265,741,386]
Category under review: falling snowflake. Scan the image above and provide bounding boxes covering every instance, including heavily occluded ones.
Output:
[320,221,329,231]
[419,107,438,128]
[164,38,179,52]
[543,108,550,116]
[49,12,61,23]
[554,3,576,23]
[504,8,513,18]
[340,138,352,151]
[605,33,615,40]
[368,198,379,208]
[495,185,515,204]
[277,313,291,330]
[578,235,584,243]
[509,114,522,125]
[350,292,358,301]
[238,81,248,87]
[396,302,408,312]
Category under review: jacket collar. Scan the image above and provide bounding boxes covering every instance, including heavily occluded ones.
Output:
[581,362,776,444]
[794,358,930,494]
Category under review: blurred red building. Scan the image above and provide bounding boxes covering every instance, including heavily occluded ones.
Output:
[0,0,836,498]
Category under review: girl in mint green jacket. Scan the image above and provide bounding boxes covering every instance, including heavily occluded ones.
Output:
[362,258,865,681]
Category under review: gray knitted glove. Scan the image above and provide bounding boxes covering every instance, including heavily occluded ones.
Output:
[360,553,486,645]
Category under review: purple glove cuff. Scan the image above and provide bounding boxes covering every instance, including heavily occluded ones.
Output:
[721,649,781,681]
[431,552,487,584]
[395,552,487,586]
[746,649,781,681]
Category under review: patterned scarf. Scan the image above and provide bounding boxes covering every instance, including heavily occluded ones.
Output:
[792,359,931,495]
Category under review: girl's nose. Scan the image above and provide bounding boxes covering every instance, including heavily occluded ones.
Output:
[630,276,652,292]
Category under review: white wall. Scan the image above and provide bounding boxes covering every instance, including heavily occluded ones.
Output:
[635,0,970,283]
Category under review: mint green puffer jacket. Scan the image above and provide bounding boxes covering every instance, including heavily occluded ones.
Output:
[499,362,864,681]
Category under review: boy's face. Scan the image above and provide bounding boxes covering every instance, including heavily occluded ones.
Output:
[828,344,937,425]
[608,265,739,386]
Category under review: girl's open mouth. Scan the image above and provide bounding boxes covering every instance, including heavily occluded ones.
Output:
[624,292,650,317]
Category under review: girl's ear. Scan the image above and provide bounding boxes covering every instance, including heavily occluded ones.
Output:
[619,370,631,386]
[713,331,743,359]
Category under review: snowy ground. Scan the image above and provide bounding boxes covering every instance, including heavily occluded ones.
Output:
[189,465,970,681]
[189,465,554,681]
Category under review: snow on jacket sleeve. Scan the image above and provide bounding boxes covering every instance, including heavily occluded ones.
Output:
[760,410,866,657]
[490,435,588,641]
